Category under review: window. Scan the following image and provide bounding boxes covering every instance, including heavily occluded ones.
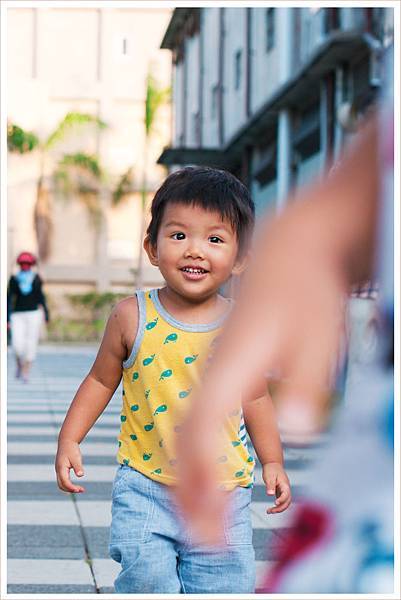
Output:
[266,8,275,52]
[122,37,128,55]
[234,50,242,90]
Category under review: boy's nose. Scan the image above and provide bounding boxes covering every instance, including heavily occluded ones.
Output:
[184,243,205,260]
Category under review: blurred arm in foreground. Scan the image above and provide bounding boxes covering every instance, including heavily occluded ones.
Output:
[176,114,379,543]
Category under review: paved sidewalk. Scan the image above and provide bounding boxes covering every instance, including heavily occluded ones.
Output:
[7,344,320,594]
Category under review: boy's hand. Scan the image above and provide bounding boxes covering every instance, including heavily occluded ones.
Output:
[55,439,85,493]
[262,462,291,514]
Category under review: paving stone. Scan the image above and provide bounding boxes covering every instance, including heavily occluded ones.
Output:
[8,454,116,465]
[7,584,97,593]
[8,558,93,585]
[8,439,118,452]
[8,463,117,482]
[84,526,111,558]
[92,558,120,588]
[76,500,112,527]
[253,529,284,561]
[8,500,78,525]
[8,481,113,500]
[8,525,84,547]
[7,546,86,559]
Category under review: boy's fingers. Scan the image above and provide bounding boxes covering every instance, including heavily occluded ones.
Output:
[275,485,291,506]
[56,465,85,493]
[267,497,291,514]
[70,456,84,477]
[265,474,277,495]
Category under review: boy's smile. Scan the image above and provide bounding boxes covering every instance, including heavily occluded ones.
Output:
[180,265,209,281]
[144,202,247,304]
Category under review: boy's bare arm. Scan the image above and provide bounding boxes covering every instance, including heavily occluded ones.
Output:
[243,384,291,514]
[56,297,138,492]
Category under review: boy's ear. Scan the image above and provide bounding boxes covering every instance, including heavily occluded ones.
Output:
[144,236,159,267]
[231,250,251,276]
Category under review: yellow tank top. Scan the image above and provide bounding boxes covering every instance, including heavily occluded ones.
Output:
[117,289,254,490]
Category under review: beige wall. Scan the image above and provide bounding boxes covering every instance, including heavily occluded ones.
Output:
[7,7,172,306]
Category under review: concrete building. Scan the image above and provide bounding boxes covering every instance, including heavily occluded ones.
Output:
[7,6,172,310]
[158,7,393,217]
[158,6,394,385]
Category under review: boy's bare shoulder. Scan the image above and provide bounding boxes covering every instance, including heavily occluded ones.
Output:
[113,295,139,328]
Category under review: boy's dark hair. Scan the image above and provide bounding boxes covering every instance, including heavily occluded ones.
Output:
[146,166,255,254]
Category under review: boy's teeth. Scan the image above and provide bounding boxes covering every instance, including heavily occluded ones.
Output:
[182,267,205,273]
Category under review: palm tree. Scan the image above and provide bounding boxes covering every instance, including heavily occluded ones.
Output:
[8,113,106,261]
[135,70,170,288]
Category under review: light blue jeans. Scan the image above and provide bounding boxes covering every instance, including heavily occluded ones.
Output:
[109,465,256,593]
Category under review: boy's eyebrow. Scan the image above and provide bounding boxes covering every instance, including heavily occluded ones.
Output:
[164,220,233,233]
[164,220,187,228]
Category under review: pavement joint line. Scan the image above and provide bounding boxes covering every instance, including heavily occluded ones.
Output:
[71,492,100,593]
[37,357,100,593]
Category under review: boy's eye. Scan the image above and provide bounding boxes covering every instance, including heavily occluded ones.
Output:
[171,232,186,240]
[209,236,223,244]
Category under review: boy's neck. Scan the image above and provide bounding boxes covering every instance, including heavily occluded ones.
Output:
[158,286,229,325]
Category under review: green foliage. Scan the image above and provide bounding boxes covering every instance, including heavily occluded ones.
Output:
[54,152,105,226]
[45,112,107,150]
[55,152,104,195]
[7,123,39,154]
[59,152,103,178]
[112,167,135,206]
[47,317,103,342]
[145,74,170,137]
[47,291,127,342]
[68,291,125,322]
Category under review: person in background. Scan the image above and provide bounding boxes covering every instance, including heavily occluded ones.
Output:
[176,44,394,594]
[7,251,49,383]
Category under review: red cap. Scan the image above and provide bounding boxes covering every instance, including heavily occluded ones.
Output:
[16,251,37,265]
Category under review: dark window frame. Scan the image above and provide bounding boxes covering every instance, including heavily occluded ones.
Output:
[266,7,275,52]
[234,49,242,90]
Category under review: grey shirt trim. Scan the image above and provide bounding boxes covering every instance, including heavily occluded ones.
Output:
[122,290,146,369]
[150,288,231,332]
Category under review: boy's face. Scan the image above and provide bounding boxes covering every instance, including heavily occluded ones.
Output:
[145,202,247,301]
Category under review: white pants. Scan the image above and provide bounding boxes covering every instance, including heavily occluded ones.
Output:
[10,310,43,362]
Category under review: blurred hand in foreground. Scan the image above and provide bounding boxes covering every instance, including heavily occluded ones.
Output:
[176,116,379,543]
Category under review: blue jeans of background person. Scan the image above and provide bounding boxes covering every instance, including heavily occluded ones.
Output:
[109,465,255,593]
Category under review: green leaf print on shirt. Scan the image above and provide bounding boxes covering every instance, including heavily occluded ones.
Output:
[235,469,245,478]
[144,422,154,432]
[159,369,172,381]
[159,439,164,448]
[120,415,127,422]
[154,404,167,415]
[130,404,139,412]
[247,456,254,463]
[178,388,192,399]
[146,317,158,330]
[143,452,152,461]
[164,333,178,344]
[130,434,138,441]
[151,468,162,475]
[143,354,156,366]
[132,372,139,382]
[145,389,150,400]
[231,440,241,447]
[184,354,198,364]
[123,458,130,465]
